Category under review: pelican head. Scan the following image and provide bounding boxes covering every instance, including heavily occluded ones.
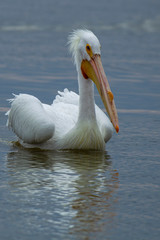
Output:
[68,29,119,133]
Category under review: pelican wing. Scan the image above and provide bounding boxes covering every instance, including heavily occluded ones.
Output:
[46,89,79,137]
[7,94,55,144]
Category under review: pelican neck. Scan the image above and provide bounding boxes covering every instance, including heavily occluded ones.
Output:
[77,69,97,122]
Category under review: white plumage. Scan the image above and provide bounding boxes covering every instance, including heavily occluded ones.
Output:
[6,29,119,150]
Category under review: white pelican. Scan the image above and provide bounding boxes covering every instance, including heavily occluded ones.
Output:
[6,29,119,151]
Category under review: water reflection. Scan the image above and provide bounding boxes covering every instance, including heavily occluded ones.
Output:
[7,146,119,238]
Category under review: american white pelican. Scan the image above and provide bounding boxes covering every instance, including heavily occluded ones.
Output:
[6,29,119,150]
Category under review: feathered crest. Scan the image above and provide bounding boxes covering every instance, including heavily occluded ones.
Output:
[68,29,93,64]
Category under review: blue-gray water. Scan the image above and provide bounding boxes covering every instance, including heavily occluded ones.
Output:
[0,0,160,239]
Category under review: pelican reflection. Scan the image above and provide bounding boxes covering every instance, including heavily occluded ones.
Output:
[7,147,119,238]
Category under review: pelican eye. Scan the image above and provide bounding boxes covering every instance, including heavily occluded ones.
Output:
[86,44,91,51]
[86,44,93,57]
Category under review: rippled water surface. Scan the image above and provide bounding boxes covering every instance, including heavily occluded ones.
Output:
[0,0,160,239]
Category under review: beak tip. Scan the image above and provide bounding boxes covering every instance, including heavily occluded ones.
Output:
[115,125,119,133]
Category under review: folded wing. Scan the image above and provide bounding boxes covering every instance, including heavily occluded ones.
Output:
[6,94,55,144]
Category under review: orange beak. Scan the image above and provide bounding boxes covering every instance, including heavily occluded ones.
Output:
[81,54,119,133]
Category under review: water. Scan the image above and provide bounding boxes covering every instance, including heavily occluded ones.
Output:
[0,0,160,239]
